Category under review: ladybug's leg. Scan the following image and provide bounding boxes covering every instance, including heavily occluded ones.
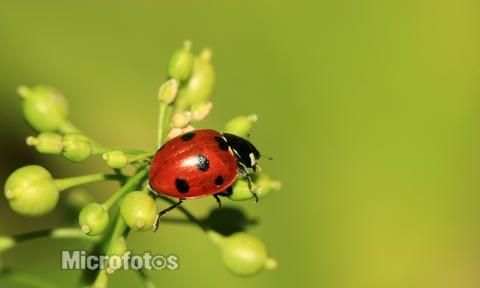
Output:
[153,199,184,232]
[238,164,259,202]
[213,186,233,208]
[213,194,222,208]
[217,186,233,197]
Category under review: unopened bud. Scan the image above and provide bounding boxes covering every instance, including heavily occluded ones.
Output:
[4,165,59,217]
[191,101,213,121]
[20,85,69,132]
[103,150,128,169]
[224,114,258,138]
[79,203,109,236]
[61,133,93,163]
[176,48,215,109]
[221,232,273,276]
[167,125,195,140]
[120,191,158,232]
[171,111,192,128]
[26,132,63,154]
[229,173,280,201]
[158,79,179,105]
[168,41,194,81]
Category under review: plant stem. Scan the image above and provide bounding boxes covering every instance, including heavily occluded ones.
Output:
[102,168,149,210]
[88,168,148,287]
[90,214,126,287]
[127,151,156,163]
[136,269,157,288]
[55,173,125,191]
[0,228,99,254]
[156,102,169,148]
[90,269,108,288]
[58,120,80,134]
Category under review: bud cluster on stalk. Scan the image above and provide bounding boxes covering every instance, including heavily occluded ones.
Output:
[2,41,281,280]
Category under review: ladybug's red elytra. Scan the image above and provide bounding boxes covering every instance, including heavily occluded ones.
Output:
[149,129,262,231]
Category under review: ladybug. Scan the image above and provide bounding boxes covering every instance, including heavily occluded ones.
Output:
[149,129,262,231]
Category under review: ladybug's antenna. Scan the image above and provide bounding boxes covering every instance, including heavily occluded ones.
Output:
[261,154,273,160]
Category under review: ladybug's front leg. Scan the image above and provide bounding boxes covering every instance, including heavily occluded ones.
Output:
[237,164,259,202]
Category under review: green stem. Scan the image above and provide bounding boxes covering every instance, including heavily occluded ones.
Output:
[127,151,156,163]
[58,120,80,134]
[91,214,127,286]
[0,228,99,254]
[90,269,108,288]
[86,169,147,287]
[102,168,149,210]
[137,269,157,288]
[55,173,125,191]
[157,102,169,148]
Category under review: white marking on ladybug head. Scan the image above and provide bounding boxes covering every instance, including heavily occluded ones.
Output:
[249,153,256,166]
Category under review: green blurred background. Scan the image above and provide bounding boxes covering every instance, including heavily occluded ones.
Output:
[1,1,479,287]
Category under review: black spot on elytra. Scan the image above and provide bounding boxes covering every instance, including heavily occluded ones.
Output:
[214,136,229,151]
[175,178,189,193]
[215,175,224,186]
[181,132,196,141]
[195,154,210,172]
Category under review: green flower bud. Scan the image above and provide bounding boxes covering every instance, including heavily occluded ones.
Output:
[168,41,194,81]
[191,101,213,121]
[224,114,258,138]
[26,132,63,154]
[221,232,274,276]
[158,79,179,105]
[103,150,128,169]
[229,174,281,201]
[167,125,195,140]
[4,165,59,217]
[61,133,92,162]
[79,203,109,236]
[177,49,215,108]
[120,191,158,231]
[171,111,191,128]
[19,85,68,132]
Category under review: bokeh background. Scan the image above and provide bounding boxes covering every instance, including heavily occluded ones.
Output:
[1,1,479,287]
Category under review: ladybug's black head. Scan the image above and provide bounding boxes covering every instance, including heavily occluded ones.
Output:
[223,133,261,170]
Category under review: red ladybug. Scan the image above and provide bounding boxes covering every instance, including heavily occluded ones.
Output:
[149,129,262,231]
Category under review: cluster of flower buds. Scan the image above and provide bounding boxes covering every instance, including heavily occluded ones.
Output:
[2,41,280,282]
[160,43,217,141]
